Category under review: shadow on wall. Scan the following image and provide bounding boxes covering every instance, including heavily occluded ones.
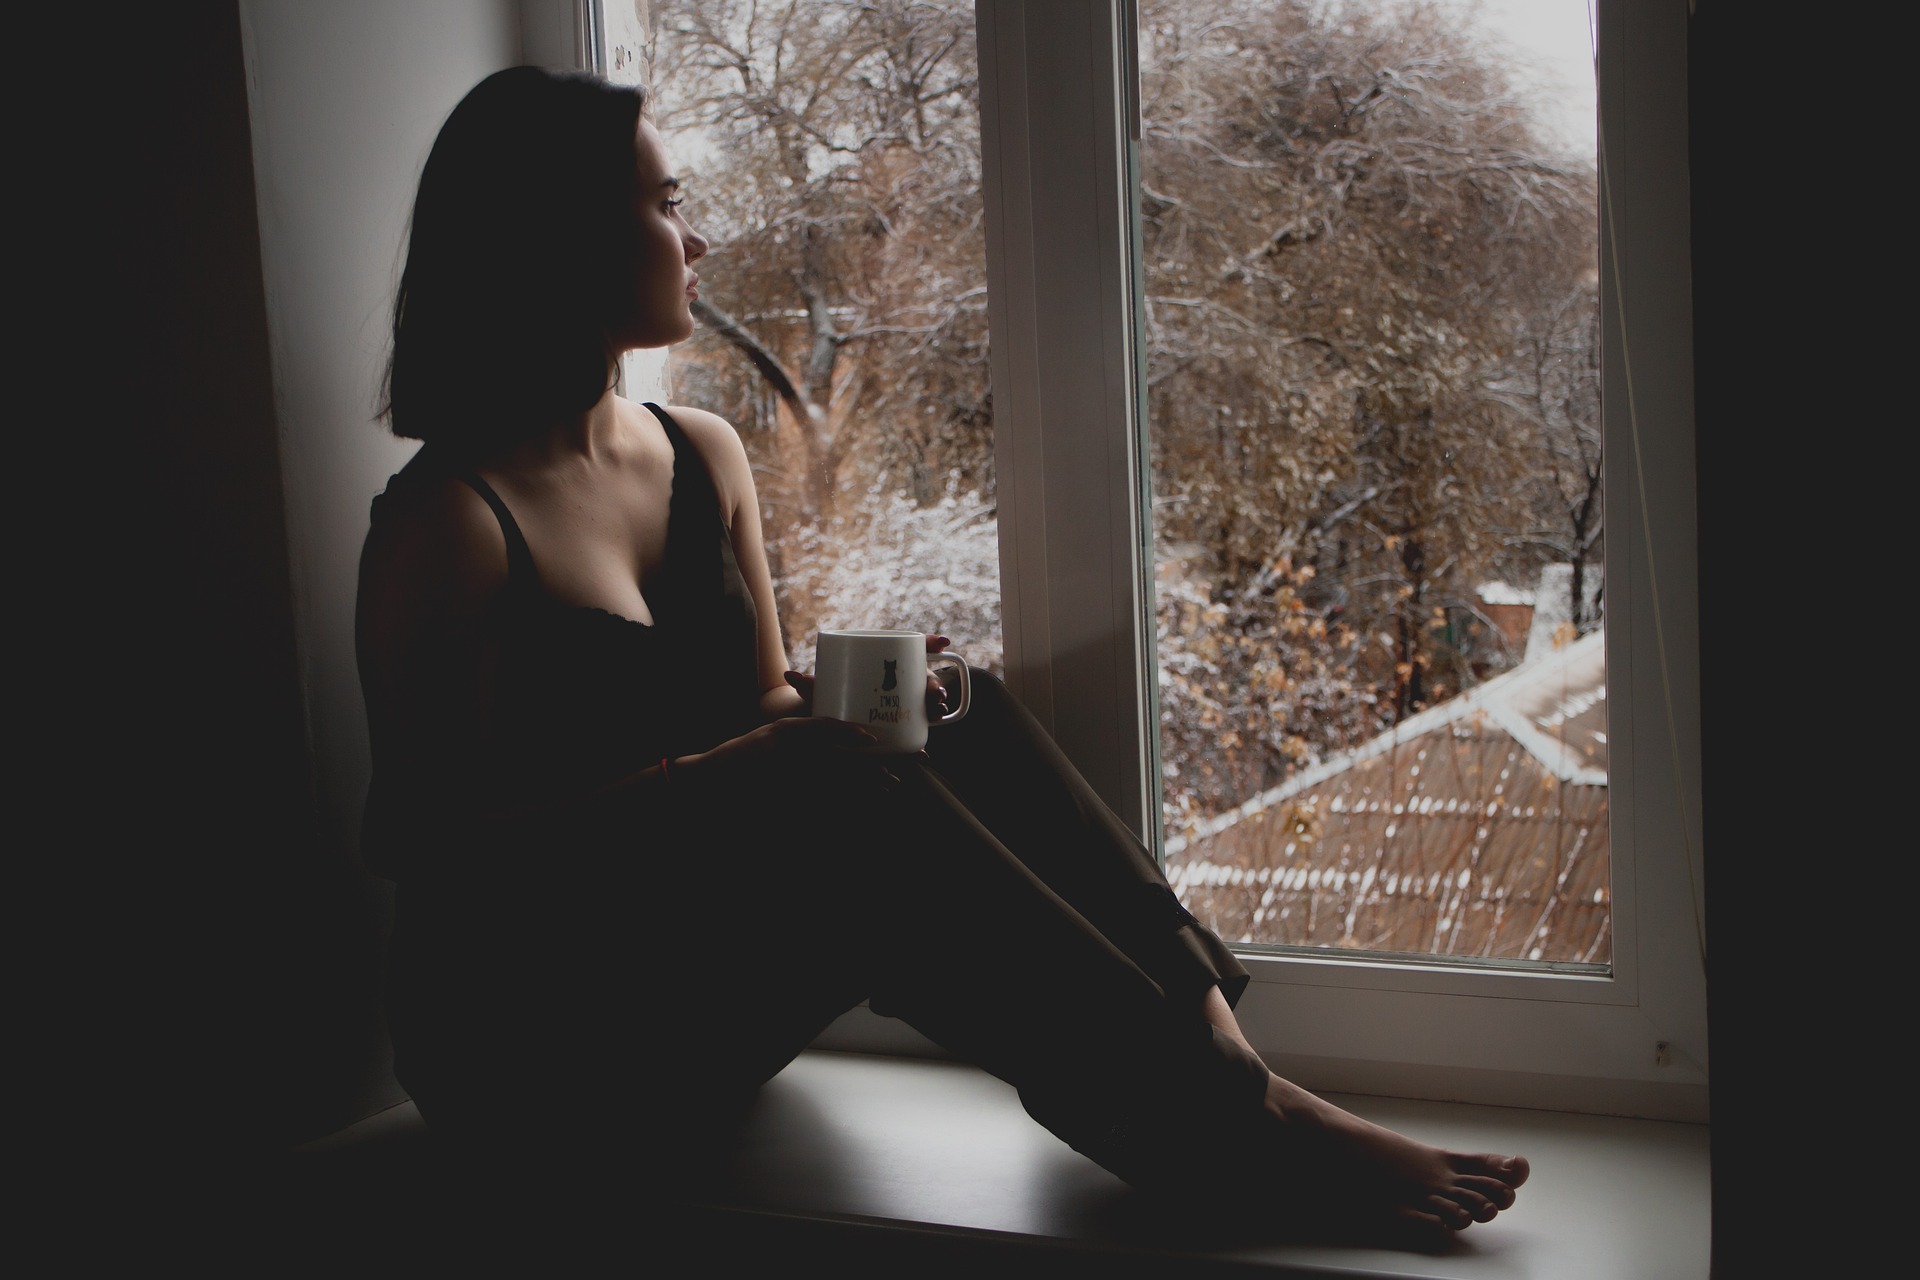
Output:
[117,1,404,1158]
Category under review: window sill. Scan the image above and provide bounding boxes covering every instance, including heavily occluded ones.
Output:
[289,1049,1710,1278]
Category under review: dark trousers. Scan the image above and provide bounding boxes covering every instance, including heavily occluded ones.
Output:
[393,668,1270,1190]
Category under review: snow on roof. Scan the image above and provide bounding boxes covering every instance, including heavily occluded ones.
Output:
[1170,628,1606,856]
[1164,629,1610,963]
[1477,580,1536,606]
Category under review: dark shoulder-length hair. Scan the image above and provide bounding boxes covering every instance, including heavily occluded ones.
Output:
[382,66,647,451]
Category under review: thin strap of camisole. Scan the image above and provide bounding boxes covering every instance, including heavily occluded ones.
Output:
[452,470,539,592]
[641,401,696,475]
[640,400,726,583]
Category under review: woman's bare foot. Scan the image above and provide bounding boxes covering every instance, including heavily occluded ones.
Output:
[1259,1072,1530,1234]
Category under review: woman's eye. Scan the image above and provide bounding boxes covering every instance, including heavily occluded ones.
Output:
[665,197,685,212]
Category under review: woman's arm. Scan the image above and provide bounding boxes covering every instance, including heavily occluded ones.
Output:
[355,472,523,869]
[653,404,927,797]
[666,404,955,724]
[663,404,803,720]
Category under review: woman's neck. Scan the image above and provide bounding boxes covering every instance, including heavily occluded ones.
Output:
[495,386,628,471]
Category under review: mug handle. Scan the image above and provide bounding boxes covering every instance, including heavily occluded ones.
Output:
[927,652,971,724]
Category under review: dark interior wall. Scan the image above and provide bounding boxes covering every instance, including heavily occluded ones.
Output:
[120,0,401,1159]
[1690,7,1776,1276]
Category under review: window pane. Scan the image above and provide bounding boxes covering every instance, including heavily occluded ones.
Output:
[1138,0,1606,966]
[646,0,1002,677]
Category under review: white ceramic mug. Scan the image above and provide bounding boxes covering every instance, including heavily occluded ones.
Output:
[812,628,971,753]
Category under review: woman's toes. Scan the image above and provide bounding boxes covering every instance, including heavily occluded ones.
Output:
[1394,1205,1455,1238]
[1444,1187,1498,1222]
[1462,1175,1517,1209]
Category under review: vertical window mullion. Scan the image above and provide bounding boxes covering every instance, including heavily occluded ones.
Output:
[977,0,1155,839]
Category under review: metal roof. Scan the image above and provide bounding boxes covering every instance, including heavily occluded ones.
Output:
[1167,629,1610,965]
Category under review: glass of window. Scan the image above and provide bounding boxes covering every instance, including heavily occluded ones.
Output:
[1134,0,1607,969]
[643,0,1004,680]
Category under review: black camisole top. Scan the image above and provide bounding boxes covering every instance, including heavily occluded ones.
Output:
[362,402,765,883]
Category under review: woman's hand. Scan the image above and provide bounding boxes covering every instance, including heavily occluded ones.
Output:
[924,634,952,719]
[781,668,816,712]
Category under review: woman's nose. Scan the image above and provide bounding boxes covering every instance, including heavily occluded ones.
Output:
[686,228,709,262]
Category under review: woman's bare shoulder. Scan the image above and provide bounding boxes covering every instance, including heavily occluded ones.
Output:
[358,464,510,631]
[657,402,746,451]
[658,402,756,516]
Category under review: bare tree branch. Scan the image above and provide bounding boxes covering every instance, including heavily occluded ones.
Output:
[690,297,818,428]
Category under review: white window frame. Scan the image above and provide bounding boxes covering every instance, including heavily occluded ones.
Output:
[976,0,1704,1123]
[585,0,1707,1123]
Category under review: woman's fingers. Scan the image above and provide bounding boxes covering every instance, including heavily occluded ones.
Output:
[922,639,952,714]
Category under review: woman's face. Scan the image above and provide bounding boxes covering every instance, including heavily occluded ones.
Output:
[617,117,708,351]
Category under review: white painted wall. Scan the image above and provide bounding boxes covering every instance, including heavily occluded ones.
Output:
[237,0,524,864]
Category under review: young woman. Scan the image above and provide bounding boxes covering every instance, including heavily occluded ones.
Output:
[355,65,1528,1237]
